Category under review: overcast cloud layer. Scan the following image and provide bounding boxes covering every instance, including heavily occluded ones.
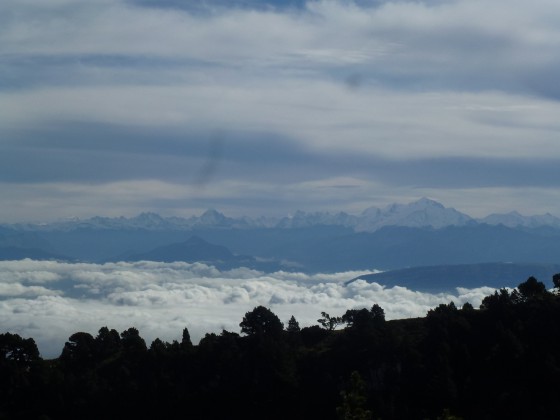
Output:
[0,259,495,358]
[2,0,560,221]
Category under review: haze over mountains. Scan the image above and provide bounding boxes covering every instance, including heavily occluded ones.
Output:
[8,198,560,232]
[2,198,560,290]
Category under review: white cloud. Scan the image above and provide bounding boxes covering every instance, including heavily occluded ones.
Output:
[0,283,60,297]
[0,260,496,358]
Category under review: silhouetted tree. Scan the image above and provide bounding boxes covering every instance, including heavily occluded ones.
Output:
[318,311,342,331]
[0,333,42,416]
[0,332,40,364]
[553,273,560,289]
[370,304,385,322]
[60,332,96,369]
[342,308,371,329]
[181,327,193,350]
[95,326,121,359]
[480,289,514,310]
[517,276,547,300]
[149,338,168,355]
[461,302,474,311]
[343,304,386,331]
[287,315,301,333]
[120,327,147,356]
[429,302,458,316]
[240,306,284,337]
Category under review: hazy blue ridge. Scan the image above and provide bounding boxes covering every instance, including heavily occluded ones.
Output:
[349,262,560,292]
[0,246,72,262]
[120,235,284,271]
[2,199,560,278]
[3,223,560,274]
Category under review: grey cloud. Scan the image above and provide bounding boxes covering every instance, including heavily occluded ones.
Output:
[2,0,559,99]
[3,120,560,190]
[1,122,316,184]
[3,0,560,219]
[128,0,309,13]
[0,54,213,91]
[357,157,560,189]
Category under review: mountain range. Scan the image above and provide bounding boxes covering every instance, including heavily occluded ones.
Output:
[8,197,560,232]
[123,236,281,271]
[349,262,560,292]
[2,198,560,290]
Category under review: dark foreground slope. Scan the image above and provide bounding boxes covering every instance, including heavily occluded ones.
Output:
[2,276,560,419]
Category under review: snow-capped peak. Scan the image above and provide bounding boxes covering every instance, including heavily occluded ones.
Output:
[355,198,472,232]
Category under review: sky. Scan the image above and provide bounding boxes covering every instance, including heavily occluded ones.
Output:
[2,0,560,222]
[0,260,495,357]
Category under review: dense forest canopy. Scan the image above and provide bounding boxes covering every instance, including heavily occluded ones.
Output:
[2,276,560,419]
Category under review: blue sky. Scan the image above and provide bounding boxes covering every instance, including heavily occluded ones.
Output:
[2,0,560,221]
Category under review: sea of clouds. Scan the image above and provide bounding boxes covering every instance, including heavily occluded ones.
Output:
[0,260,496,358]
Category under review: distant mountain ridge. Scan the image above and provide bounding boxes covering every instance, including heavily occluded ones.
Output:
[6,198,559,233]
[121,236,282,271]
[3,198,560,279]
[479,211,560,229]
[350,262,560,292]
[0,246,70,262]
[355,197,474,231]
[9,210,257,232]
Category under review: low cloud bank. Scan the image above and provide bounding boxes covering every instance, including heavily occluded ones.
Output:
[0,260,496,357]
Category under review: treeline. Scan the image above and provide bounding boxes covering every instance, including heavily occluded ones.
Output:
[2,276,560,419]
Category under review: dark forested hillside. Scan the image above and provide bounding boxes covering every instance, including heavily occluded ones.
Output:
[2,276,560,419]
